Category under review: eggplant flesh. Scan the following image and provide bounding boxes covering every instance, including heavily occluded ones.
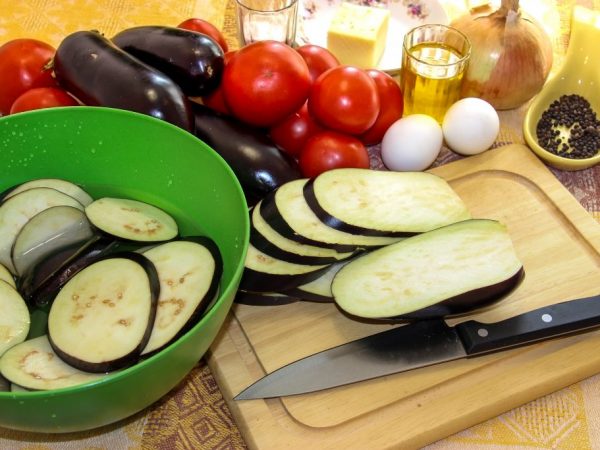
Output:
[53,30,194,132]
[0,280,30,358]
[332,219,524,320]
[85,197,178,242]
[112,26,224,97]
[192,103,301,207]
[141,236,223,355]
[0,187,84,274]
[48,252,160,373]
[303,169,471,237]
[0,335,106,390]
[11,205,96,278]
[0,178,93,206]
[262,179,401,252]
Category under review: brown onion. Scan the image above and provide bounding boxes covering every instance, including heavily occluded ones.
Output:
[451,0,553,110]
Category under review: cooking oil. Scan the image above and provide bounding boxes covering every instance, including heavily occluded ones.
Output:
[401,42,469,123]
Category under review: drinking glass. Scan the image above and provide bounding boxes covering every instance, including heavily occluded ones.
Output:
[236,0,299,46]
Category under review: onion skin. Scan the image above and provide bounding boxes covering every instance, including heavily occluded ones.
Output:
[451,0,553,110]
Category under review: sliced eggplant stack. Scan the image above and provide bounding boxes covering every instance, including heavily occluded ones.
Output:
[260,179,402,252]
[0,280,30,358]
[0,187,85,274]
[284,260,351,303]
[0,178,93,206]
[251,201,355,265]
[240,243,330,292]
[303,169,471,237]
[235,290,301,306]
[141,236,223,355]
[11,205,97,278]
[48,252,160,373]
[0,335,107,390]
[332,219,524,320]
[85,197,178,242]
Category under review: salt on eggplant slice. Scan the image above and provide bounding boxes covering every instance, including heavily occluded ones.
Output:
[332,219,524,319]
[11,205,97,277]
[0,263,15,289]
[0,178,93,206]
[0,335,106,390]
[0,280,31,358]
[0,187,85,274]
[285,260,351,303]
[85,197,178,242]
[240,243,330,292]
[48,252,159,373]
[261,179,402,253]
[251,201,354,265]
[140,236,223,355]
[234,290,301,306]
[304,169,471,237]
[18,237,118,307]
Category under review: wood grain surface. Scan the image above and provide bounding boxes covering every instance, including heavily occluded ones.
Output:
[208,144,600,449]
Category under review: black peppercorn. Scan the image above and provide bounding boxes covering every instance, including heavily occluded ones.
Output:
[536,94,600,160]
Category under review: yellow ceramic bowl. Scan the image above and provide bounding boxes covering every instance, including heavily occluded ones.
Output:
[523,5,600,171]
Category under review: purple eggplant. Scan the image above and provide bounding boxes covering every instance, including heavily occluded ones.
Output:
[53,30,194,132]
[112,26,224,97]
[192,103,302,206]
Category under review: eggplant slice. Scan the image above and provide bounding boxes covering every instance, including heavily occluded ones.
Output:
[85,197,178,242]
[11,205,97,277]
[285,260,351,303]
[0,263,15,289]
[0,187,84,274]
[261,179,402,252]
[0,335,106,390]
[48,252,159,372]
[235,290,301,306]
[141,236,223,355]
[0,280,30,358]
[251,201,354,265]
[241,243,330,292]
[0,178,93,206]
[304,169,471,237]
[332,219,524,319]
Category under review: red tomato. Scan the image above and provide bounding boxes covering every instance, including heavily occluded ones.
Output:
[0,39,58,116]
[299,131,370,178]
[295,44,340,83]
[177,18,229,52]
[201,50,237,115]
[9,87,79,114]
[269,103,325,157]
[360,69,404,145]
[222,41,311,128]
[308,66,379,135]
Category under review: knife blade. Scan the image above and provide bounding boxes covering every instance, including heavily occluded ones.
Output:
[235,293,600,400]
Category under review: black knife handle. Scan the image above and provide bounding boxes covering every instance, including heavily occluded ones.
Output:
[455,294,600,355]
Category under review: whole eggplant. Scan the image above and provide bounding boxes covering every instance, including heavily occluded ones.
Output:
[53,30,194,132]
[112,26,224,97]
[192,103,302,207]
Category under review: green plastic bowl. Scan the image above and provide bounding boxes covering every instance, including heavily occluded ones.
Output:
[0,107,249,433]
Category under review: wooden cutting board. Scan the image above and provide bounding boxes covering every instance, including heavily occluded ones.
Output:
[207,144,600,450]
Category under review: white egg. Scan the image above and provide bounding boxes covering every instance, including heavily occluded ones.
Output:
[442,98,500,156]
[380,114,443,171]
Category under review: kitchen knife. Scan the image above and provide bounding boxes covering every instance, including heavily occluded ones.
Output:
[235,293,600,400]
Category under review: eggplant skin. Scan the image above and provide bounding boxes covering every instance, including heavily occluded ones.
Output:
[192,103,302,207]
[54,30,194,132]
[112,26,224,97]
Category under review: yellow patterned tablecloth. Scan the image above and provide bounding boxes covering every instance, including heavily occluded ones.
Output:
[0,0,598,449]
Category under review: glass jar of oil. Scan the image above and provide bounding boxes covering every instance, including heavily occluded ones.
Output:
[401,25,471,123]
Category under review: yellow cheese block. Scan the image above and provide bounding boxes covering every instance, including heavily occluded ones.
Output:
[326,3,390,69]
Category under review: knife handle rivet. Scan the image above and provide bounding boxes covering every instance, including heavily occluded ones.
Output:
[542,313,553,323]
[477,328,489,337]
